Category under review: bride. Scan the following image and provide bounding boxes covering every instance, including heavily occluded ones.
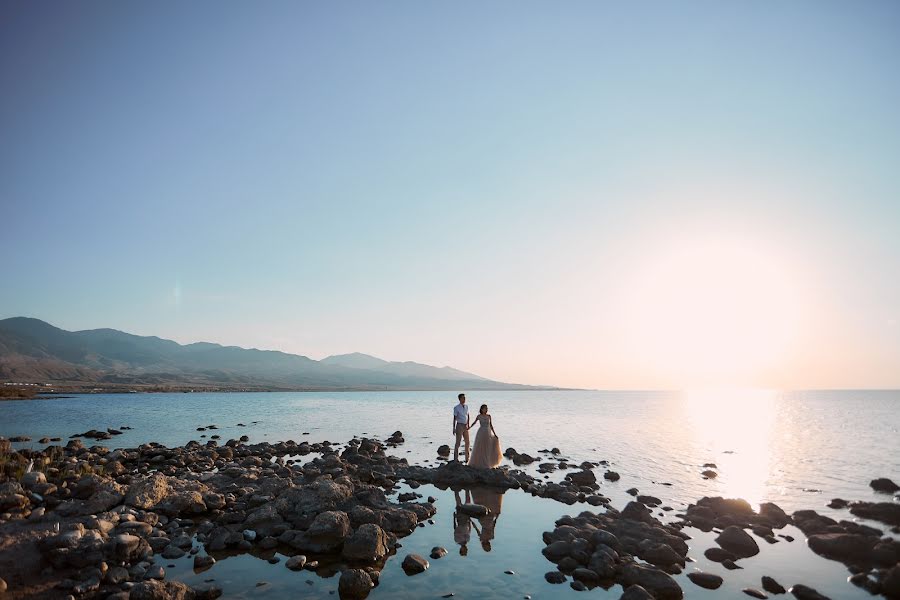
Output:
[467,404,502,468]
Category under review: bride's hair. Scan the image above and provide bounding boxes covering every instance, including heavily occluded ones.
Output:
[479,404,488,414]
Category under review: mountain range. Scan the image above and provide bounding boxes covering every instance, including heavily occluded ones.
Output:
[0,317,540,392]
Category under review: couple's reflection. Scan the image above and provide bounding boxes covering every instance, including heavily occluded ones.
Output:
[453,486,504,555]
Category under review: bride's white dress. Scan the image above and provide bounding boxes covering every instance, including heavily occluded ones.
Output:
[468,414,502,468]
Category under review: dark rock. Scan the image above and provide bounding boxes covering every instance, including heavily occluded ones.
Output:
[430,546,447,559]
[789,584,830,600]
[870,478,900,493]
[338,569,374,599]
[566,470,597,487]
[285,555,307,571]
[722,559,742,570]
[545,571,566,584]
[701,470,718,478]
[849,501,900,526]
[762,576,786,594]
[437,445,451,457]
[620,563,683,600]
[620,585,655,600]
[715,526,760,557]
[687,571,723,589]
[130,580,197,600]
[881,564,900,598]
[604,471,621,481]
[827,498,849,509]
[571,580,587,591]
[342,524,389,562]
[401,554,429,575]
[743,589,768,599]
[194,555,215,571]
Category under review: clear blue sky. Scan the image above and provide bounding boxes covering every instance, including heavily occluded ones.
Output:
[2,1,899,388]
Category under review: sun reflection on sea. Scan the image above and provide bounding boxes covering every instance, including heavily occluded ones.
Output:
[682,389,780,508]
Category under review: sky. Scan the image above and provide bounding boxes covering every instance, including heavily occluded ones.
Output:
[1,1,899,389]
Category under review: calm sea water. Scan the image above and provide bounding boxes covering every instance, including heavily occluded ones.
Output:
[2,390,899,599]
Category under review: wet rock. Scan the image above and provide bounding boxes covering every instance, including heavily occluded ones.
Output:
[705,547,736,563]
[146,565,166,580]
[687,571,723,589]
[881,564,900,598]
[604,471,621,481]
[285,555,307,571]
[401,553,429,575]
[571,580,587,591]
[545,571,566,584]
[827,498,849,509]
[870,478,900,494]
[194,555,215,571]
[806,532,900,567]
[849,501,900,526]
[762,576,786,594]
[636,495,661,506]
[342,524,389,562]
[566,470,597,487]
[722,559,741,570]
[437,445,451,457]
[620,585,655,600]
[620,563,683,600]
[789,584,830,600]
[743,589,768,599]
[338,569,374,599]
[130,580,197,600]
[715,526,760,558]
[430,546,448,559]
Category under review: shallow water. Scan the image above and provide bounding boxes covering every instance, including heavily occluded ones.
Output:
[2,390,899,598]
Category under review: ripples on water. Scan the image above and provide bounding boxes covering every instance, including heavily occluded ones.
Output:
[2,390,898,598]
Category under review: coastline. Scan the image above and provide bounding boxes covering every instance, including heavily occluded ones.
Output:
[1,426,898,599]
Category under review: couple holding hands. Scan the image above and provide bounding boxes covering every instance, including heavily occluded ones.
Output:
[452,393,502,468]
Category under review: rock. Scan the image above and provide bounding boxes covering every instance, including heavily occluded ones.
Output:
[130,580,197,600]
[849,501,900,526]
[705,547,736,562]
[437,445,451,457]
[338,569,374,599]
[743,589,768,599]
[636,495,662,506]
[620,563,683,600]
[162,545,186,559]
[21,471,47,488]
[701,470,718,478]
[870,478,900,493]
[126,473,170,509]
[762,576,786,594]
[194,555,215,571]
[146,565,166,580]
[789,584,830,600]
[566,470,597,487]
[716,526,760,557]
[604,471,621,481]
[806,533,885,565]
[545,571,566,584]
[285,555,307,571]
[620,586,655,600]
[458,503,489,517]
[0,578,6,594]
[401,554,429,575]
[572,568,599,584]
[722,559,742,570]
[827,498,849,509]
[687,571,723,589]
[342,524,389,562]
[571,580,587,591]
[430,546,448,559]
[881,564,900,598]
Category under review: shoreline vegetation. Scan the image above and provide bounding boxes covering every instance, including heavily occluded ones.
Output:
[1,427,899,599]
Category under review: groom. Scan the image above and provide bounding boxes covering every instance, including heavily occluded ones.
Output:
[453,393,470,463]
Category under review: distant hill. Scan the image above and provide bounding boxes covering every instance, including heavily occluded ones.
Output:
[0,317,543,392]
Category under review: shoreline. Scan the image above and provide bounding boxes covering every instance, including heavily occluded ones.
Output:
[1,428,899,599]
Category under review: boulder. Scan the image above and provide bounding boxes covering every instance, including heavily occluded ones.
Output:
[687,571,723,589]
[789,584,830,600]
[716,526,760,557]
[761,576,786,594]
[338,569,374,599]
[126,473,170,509]
[870,478,900,493]
[401,553,429,575]
[604,471,621,481]
[437,445,451,457]
[620,586,655,600]
[849,501,900,526]
[566,470,597,487]
[620,563,683,600]
[130,580,196,600]
[545,571,566,584]
[342,524,389,562]
[881,564,900,598]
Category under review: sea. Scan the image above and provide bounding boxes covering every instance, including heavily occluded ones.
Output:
[2,389,898,599]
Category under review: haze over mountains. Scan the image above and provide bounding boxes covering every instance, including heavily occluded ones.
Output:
[0,317,539,392]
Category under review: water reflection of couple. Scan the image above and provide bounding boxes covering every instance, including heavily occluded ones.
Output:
[454,487,504,555]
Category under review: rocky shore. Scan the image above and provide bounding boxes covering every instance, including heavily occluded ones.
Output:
[1,433,899,599]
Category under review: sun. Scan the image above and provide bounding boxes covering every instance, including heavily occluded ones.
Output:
[618,234,806,387]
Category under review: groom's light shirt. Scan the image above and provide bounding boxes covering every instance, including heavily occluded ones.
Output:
[453,403,468,424]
